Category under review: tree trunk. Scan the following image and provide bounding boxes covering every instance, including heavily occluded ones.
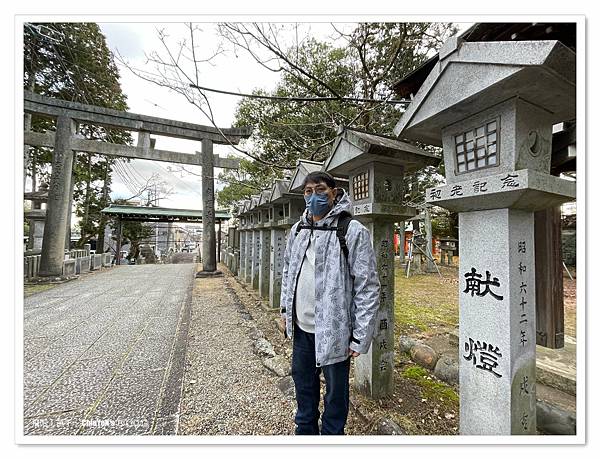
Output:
[84,153,92,227]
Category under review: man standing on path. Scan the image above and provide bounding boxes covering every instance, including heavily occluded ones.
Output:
[280,171,380,435]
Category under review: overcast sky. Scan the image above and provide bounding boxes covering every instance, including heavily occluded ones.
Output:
[99,22,277,210]
[95,22,470,211]
[97,22,354,210]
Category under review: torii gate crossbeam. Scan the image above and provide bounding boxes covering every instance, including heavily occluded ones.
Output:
[23,91,252,278]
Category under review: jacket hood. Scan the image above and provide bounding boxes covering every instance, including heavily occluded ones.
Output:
[301,187,352,226]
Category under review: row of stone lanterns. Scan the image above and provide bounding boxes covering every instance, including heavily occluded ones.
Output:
[222,128,439,400]
[221,35,576,436]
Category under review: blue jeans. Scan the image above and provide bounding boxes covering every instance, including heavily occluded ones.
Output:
[291,325,351,435]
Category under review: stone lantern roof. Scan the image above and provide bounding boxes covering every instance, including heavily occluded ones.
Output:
[393,38,576,146]
[269,180,295,204]
[288,159,323,193]
[256,190,272,209]
[248,195,260,211]
[24,182,49,203]
[325,127,440,177]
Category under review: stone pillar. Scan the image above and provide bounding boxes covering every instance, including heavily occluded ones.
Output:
[29,217,45,251]
[24,111,32,192]
[269,227,286,309]
[398,222,405,263]
[226,227,234,270]
[217,219,222,264]
[354,219,395,398]
[424,206,436,273]
[199,139,218,274]
[232,227,240,276]
[258,229,271,298]
[412,253,423,274]
[239,230,247,280]
[115,218,123,265]
[251,229,260,290]
[459,209,536,434]
[244,230,253,284]
[440,250,447,265]
[38,116,76,277]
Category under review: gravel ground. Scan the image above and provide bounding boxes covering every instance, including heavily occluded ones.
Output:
[224,270,369,436]
[178,272,296,435]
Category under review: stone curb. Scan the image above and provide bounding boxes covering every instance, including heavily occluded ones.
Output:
[222,276,291,379]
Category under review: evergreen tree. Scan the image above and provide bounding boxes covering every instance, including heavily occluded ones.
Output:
[24,22,132,249]
[217,22,456,208]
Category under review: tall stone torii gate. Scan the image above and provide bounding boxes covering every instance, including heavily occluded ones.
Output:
[23,90,251,278]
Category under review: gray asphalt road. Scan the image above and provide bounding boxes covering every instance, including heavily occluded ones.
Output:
[22,263,195,435]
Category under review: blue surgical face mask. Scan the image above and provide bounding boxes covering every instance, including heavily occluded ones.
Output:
[305,192,331,217]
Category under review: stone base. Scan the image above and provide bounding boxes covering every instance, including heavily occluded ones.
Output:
[195,270,224,278]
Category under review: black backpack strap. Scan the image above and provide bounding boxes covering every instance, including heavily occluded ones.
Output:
[295,220,308,235]
[295,213,353,263]
[336,212,353,261]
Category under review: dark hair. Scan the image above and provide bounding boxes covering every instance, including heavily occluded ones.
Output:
[301,171,336,189]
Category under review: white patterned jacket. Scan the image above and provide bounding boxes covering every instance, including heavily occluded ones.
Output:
[279,189,380,367]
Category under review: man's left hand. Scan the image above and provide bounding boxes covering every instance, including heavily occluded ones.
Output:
[348,349,360,358]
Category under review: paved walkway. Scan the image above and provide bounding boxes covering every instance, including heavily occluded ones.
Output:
[23,264,195,435]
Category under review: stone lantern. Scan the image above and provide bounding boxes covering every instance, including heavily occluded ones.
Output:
[247,195,261,290]
[24,182,49,252]
[324,127,440,398]
[267,180,293,310]
[256,190,273,299]
[438,237,458,265]
[236,199,251,283]
[394,37,576,435]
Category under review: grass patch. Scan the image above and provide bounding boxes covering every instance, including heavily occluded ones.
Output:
[402,365,459,406]
[394,264,459,335]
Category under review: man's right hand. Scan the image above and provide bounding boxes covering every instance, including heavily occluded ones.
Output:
[280,316,286,336]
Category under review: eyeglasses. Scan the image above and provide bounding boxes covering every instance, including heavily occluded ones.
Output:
[303,185,331,196]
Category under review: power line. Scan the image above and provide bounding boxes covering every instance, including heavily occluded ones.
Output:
[118,59,411,106]
[119,159,147,189]
[189,83,411,105]
[154,163,203,197]
[111,161,140,197]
